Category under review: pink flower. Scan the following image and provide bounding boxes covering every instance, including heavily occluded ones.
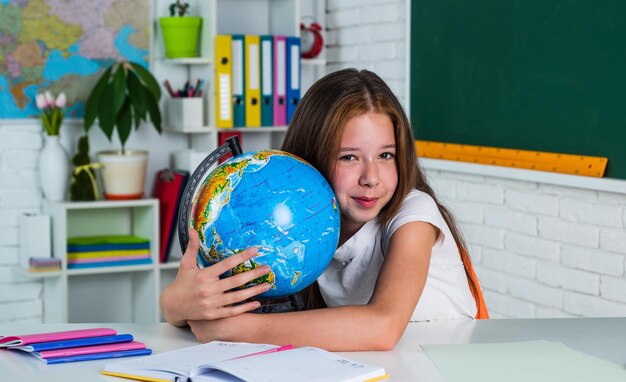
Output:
[55,92,67,108]
[36,93,47,110]
[44,91,55,107]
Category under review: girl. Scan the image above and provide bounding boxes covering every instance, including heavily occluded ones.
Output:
[160,69,488,351]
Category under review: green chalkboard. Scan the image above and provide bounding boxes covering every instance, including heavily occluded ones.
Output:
[410,1,626,179]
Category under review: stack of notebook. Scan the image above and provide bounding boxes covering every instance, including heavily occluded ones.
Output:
[27,257,61,272]
[0,328,151,364]
[66,235,152,269]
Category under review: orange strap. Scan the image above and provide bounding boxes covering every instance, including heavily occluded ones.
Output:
[458,245,489,319]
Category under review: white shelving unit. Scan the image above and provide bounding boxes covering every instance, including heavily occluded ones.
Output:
[18,199,170,323]
[151,0,326,174]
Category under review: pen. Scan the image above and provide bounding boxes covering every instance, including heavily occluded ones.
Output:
[163,80,177,98]
[194,79,205,97]
[233,344,294,359]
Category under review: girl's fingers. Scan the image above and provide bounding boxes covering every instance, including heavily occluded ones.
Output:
[206,247,260,276]
[218,265,271,292]
[213,301,262,319]
[180,228,200,270]
[220,282,271,306]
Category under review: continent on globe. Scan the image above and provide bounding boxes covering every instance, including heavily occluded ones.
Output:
[190,150,340,299]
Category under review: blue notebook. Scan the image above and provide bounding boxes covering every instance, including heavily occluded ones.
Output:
[67,258,152,269]
[13,334,134,352]
[44,348,152,364]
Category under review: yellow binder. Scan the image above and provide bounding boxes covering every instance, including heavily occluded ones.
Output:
[245,35,261,127]
[215,35,233,128]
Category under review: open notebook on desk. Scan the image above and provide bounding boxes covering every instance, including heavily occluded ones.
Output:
[102,341,388,382]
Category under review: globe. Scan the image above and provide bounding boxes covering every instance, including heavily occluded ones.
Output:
[190,150,340,299]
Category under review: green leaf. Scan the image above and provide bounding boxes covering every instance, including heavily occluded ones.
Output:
[110,65,127,117]
[97,81,116,141]
[144,88,162,134]
[84,67,112,132]
[117,99,132,148]
[129,62,161,101]
[127,71,148,127]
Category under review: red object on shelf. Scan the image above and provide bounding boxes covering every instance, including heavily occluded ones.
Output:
[151,169,189,263]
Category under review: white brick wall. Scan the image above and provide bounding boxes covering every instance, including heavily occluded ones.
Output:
[429,168,626,318]
[0,124,44,323]
[326,0,407,106]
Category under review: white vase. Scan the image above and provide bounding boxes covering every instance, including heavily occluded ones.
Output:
[39,135,70,202]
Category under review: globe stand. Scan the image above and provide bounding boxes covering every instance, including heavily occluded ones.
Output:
[253,293,304,314]
[177,136,305,313]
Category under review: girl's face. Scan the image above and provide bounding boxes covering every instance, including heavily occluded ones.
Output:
[332,112,398,238]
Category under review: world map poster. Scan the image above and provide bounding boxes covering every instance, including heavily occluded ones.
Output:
[0,0,150,119]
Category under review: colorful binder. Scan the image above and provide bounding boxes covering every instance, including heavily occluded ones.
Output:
[273,35,287,126]
[13,334,134,352]
[36,341,146,360]
[44,348,152,364]
[151,169,189,263]
[232,34,246,127]
[245,35,261,127]
[260,35,274,127]
[286,36,301,124]
[1,328,152,364]
[215,35,233,128]
[0,328,117,347]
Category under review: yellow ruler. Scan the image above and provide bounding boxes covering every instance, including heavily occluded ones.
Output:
[415,140,608,177]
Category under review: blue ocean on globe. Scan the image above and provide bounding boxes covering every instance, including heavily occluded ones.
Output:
[190,150,340,299]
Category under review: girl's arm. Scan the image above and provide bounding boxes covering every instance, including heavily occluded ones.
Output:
[188,221,437,351]
[160,229,272,327]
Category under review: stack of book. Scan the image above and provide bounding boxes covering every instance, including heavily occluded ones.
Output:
[66,235,152,269]
[0,328,151,364]
[27,257,61,272]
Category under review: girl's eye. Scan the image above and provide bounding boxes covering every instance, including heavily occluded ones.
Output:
[380,152,395,160]
[339,154,356,161]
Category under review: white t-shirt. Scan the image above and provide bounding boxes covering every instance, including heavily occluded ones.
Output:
[317,189,477,321]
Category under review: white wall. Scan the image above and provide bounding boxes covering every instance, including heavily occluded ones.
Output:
[0,118,186,323]
[2,0,626,323]
[326,0,626,318]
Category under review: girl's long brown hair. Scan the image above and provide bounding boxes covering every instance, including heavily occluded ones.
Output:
[282,68,467,309]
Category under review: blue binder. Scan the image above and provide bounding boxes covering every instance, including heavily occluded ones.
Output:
[44,348,152,364]
[260,35,274,127]
[16,334,134,352]
[231,34,246,127]
[286,36,301,124]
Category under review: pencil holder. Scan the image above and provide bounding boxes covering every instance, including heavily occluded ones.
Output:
[166,98,205,129]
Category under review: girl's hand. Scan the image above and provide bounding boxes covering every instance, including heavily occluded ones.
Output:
[160,229,271,326]
[188,318,225,343]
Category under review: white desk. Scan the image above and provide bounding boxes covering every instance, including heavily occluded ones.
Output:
[1,318,625,381]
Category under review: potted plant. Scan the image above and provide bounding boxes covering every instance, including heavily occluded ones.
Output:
[159,0,203,58]
[84,61,162,200]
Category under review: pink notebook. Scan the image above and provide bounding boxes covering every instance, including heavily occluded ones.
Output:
[36,341,146,359]
[0,328,117,347]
